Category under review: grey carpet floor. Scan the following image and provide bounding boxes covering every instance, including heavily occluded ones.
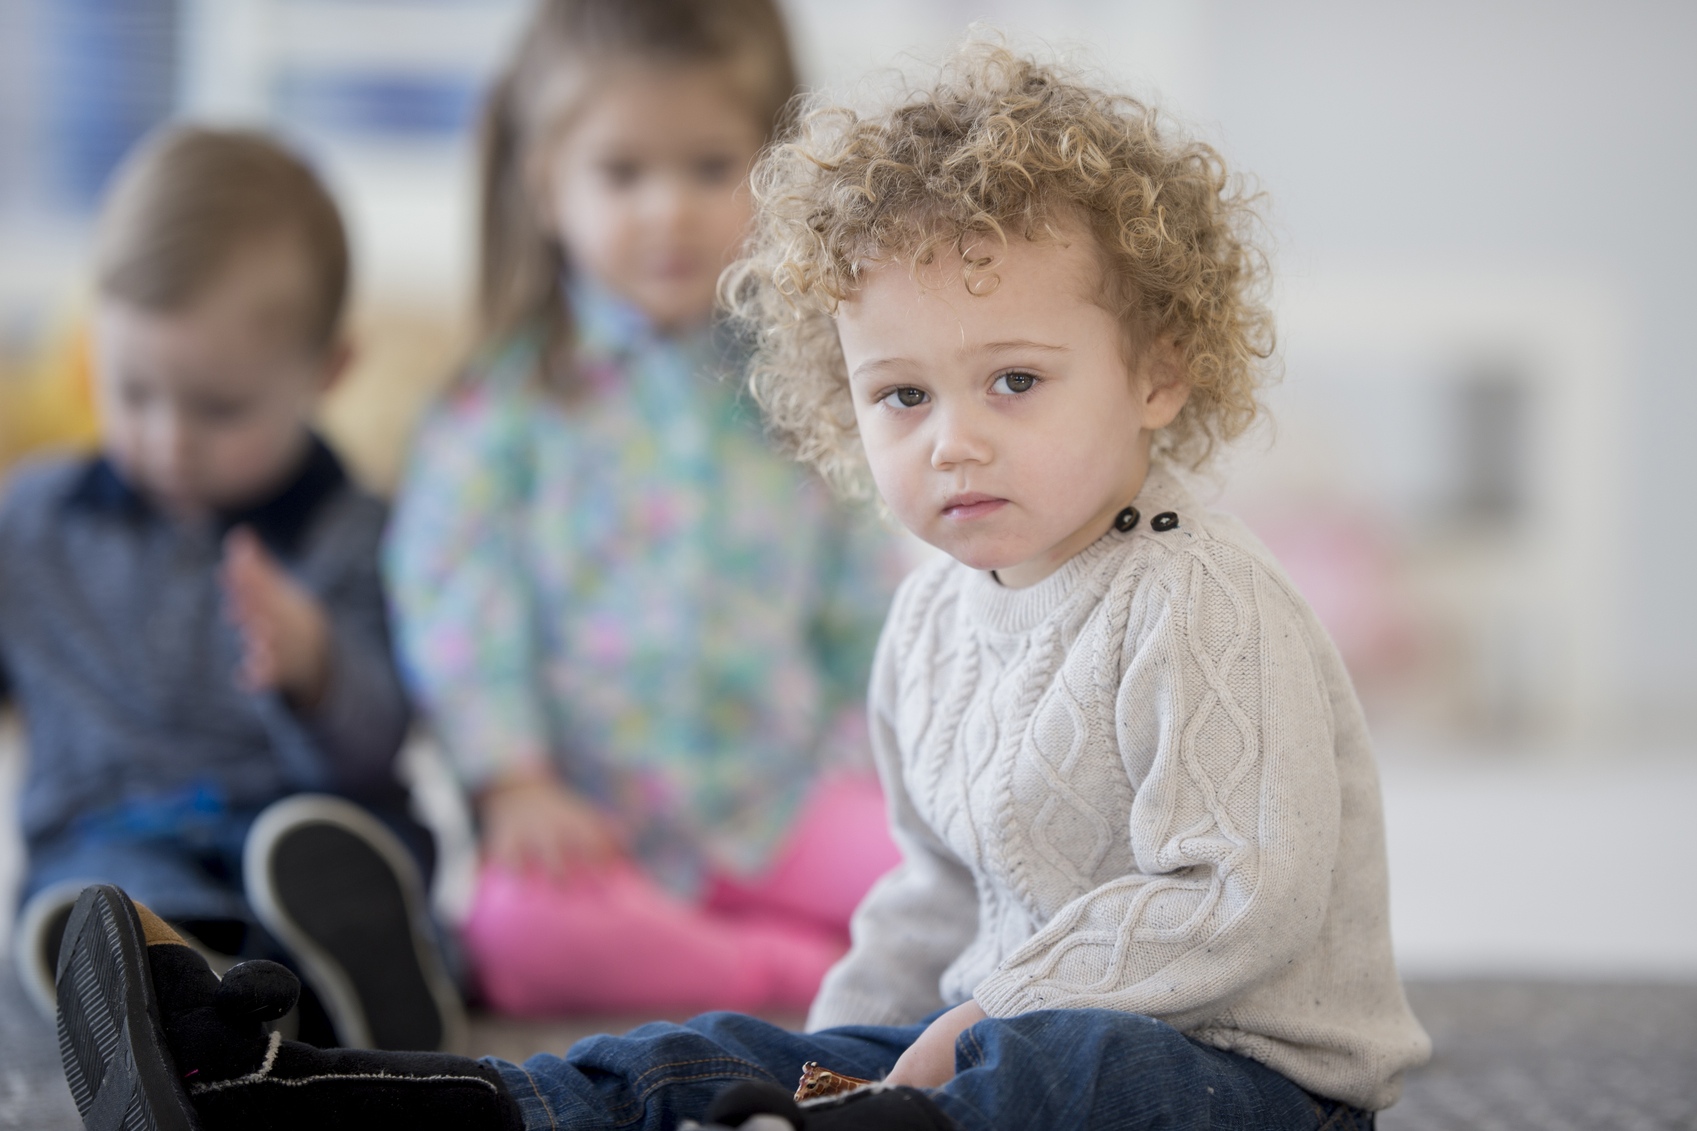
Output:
[3,965,1693,1129]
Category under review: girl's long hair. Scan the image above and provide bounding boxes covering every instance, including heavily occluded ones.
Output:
[476,0,798,394]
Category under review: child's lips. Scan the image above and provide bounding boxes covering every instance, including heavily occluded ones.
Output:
[941,493,1008,520]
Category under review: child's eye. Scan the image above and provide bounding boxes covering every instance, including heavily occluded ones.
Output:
[192,397,251,424]
[693,156,737,185]
[881,387,928,409]
[991,371,1038,395]
[600,160,642,188]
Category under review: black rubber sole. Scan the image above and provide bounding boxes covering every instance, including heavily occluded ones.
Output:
[245,798,461,1052]
[56,884,201,1131]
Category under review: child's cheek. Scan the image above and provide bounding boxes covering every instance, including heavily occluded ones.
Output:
[863,468,921,545]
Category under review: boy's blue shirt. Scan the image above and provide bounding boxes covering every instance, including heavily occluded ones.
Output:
[0,436,412,849]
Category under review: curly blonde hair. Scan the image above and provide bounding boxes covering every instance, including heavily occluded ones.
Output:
[725,43,1275,498]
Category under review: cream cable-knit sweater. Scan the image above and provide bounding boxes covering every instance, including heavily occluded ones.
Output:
[807,468,1431,1111]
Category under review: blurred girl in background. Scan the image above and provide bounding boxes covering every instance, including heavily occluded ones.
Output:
[384,0,900,1017]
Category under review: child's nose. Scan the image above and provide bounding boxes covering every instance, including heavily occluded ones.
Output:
[929,406,993,470]
[148,408,197,470]
[643,178,693,230]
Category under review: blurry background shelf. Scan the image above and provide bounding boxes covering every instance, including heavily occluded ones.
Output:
[6,0,1694,746]
[1,2,1694,1124]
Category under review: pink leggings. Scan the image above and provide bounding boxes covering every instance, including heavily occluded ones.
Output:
[464,772,900,1016]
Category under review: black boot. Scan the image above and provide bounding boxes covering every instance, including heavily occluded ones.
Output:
[703,1080,958,1131]
[55,884,524,1131]
[243,794,466,1051]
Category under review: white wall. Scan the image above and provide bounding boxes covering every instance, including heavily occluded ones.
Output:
[1201,1,1697,726]
[785,0,1697,737]
[6,0,1695,734]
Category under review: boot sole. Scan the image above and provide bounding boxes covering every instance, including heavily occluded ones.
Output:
[55,884,201,1131]
[244,795,465,1052]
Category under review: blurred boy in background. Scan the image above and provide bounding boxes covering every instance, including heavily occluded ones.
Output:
[0,126,461,1052]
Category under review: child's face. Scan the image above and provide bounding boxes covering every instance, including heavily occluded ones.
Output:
[542,65,763,333]
[837,230,1188,588]
[93,242,343,519]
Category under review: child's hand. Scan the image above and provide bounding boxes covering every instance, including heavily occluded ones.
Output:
[885,999,986,1089]
[479,770,624,881]
[220,526,331,709]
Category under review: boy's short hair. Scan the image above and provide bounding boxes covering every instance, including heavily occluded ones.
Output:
[727,44,1274,497]
[95,126,350,353]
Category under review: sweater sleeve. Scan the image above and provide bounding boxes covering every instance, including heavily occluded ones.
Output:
[973,541,1342,1025]
[806,605,979,1031]
[383,375,554,791]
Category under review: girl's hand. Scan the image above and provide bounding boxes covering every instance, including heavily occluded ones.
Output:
[220,526,331,710]
[479,771,624,881]
[885,999,987,1089]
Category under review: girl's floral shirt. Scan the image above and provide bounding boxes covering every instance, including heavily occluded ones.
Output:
[384,289,897,893]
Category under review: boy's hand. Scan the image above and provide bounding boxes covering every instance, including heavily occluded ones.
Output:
[220,526,331,709]
[885,999,986,1089]
[479,770,624,881]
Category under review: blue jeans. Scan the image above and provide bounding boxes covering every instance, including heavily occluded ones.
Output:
[23,788,436,932]
[490,1008,1373,1130]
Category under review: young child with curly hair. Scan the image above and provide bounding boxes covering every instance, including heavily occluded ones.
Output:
[55,44,1430,1131]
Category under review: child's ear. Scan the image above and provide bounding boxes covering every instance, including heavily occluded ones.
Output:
[1138,336,1189,430]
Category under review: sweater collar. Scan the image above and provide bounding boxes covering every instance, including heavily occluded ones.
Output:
[960,464,1195,636]
[67,434,347,555]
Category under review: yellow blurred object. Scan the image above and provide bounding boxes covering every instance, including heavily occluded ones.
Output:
[0,318,102,478]
[0,297,469,501]
[319,302,470,495]
[0,301,468,497]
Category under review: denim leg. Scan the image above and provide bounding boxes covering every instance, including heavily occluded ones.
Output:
[22,832,249,922]
[937,1009,1358,1131]
[485,1007,1362,1131]
[490,1011,926,1130]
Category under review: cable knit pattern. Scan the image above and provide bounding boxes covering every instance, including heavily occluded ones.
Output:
[807,468,1431,1111]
